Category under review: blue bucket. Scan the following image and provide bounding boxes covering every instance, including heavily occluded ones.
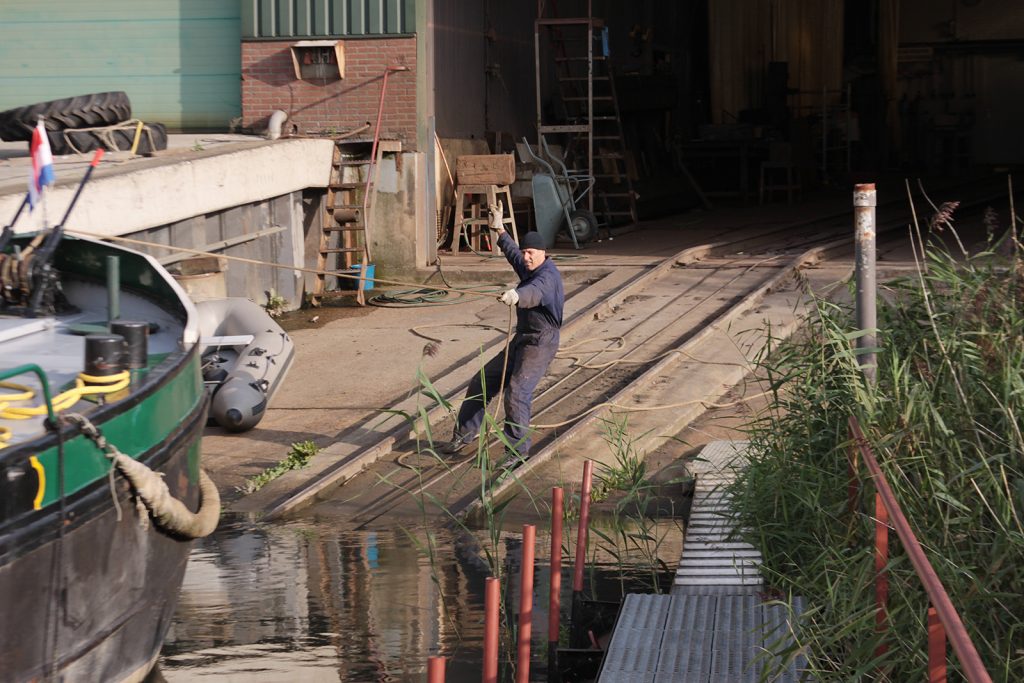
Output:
[342,264,375,290]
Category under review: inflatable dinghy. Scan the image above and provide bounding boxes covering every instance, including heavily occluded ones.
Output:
[194,298,295,432]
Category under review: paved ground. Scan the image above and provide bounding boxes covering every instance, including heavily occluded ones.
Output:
[204,190,856,507]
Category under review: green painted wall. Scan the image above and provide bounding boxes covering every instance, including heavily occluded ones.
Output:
[242,0,415,38]
[0,1,241,131]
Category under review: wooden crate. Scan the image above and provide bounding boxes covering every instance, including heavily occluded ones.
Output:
[455,154,515,185]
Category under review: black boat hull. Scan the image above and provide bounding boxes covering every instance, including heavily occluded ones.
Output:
[0,392,207,682]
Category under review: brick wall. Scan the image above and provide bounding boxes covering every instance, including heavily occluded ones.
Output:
[242,37,418,149]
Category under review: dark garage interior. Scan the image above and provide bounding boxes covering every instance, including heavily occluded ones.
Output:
[434,0,1024,224]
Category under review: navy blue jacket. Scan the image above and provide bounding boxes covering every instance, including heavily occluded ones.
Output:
[498,232,564,335]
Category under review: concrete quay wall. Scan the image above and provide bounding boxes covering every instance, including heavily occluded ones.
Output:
[0,138,425,311]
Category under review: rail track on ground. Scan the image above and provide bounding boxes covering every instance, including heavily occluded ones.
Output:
[262,177,1016,528]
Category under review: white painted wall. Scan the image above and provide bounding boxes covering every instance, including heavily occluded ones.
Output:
[2,139,334,237]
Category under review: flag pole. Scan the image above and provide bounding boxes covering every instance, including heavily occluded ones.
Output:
[56,149,105,230]
[37,117,49,229]
[25,148,105,316]
[0,194,30,252]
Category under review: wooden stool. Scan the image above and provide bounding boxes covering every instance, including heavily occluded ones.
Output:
[452,184,518,253]
[759,142,801,205]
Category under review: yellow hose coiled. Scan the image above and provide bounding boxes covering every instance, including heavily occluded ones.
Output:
[0,371,131,424]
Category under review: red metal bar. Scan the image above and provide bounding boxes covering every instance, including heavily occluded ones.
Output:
[849,416,993,683]
[548,487,564,682]
[847,440,860,518]
[427,656,446,683]
[483,577,499,683]
[874,490,890,659]
[517,524,536,683]
[929,606,948,683]
[572,461,594,593]
[358,64,409,286]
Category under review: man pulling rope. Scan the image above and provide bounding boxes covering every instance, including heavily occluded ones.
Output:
[441,202,565,471]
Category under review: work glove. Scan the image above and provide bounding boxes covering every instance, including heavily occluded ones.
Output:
[487,202,504,232]
[499,288,519,306]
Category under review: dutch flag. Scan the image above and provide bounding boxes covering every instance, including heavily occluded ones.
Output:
[28,119,55,210]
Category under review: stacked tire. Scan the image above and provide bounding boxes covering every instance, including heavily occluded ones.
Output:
[0,91,167,156]
[47,123,168,156]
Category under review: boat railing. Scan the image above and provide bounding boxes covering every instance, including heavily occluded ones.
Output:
[847,415,992,683]
[0,363,56,422]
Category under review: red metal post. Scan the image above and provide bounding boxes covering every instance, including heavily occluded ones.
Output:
[483,577,499,683]
[572,461,594,593]
[847,441,860,518]
[850,417,992,682]
[357,64,409,299]
[874,490,890,659]
[548,487,564,682]
[517,524,536,683]
[929,606,948,683]
[427,656,446,683]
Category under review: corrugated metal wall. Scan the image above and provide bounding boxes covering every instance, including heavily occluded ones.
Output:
[433,0,486,138]
[432,1,536,142]
[484,1,538,143]
[0,1,241,131]
[708,0,843,124]
[242,0,415,37]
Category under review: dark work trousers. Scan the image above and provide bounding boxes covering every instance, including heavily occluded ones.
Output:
[455,329,559,456]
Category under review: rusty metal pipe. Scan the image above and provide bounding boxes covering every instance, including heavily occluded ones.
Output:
[333,208,360,223]
[850,417,992,682]
[874,490,890,661]
[929,606,947,683]
[483,577,499,683]
[853,183,878,384]
[359,64,410,280]
[572,461,593,593]
[548,487,564,682]
[427,656,446,683]
[517,524,536,683]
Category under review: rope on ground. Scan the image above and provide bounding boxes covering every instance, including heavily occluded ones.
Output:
[531,389,773,430]
[368,284,505,308]
[410,322,508,344]
[556,335,751,371]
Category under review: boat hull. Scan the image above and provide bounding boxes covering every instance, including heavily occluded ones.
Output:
[0,369,208,682]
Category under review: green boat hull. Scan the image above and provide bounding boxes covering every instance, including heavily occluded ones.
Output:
[0,347,207,681]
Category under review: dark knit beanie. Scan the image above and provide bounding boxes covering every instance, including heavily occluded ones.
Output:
[520,231,546,250]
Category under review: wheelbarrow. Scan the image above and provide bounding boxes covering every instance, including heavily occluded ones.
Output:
[518,136,599,249]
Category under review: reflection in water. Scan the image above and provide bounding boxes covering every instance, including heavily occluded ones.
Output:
[158,514,683,681]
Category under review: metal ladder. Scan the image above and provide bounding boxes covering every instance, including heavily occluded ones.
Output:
[536,16,637,232]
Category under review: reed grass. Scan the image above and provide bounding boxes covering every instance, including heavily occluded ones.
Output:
[732,214,1024,680]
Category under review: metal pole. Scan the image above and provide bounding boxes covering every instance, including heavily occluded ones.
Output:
[548,487,564,682]
[874,490,890,661]
[427,656,446,683]
[517,524,536,683]
[570,460,593,647]
[106,255,120,323]
[572,461,593,593]
[928,606,947,683]
[483,577,499,683]
[854,183,877,384]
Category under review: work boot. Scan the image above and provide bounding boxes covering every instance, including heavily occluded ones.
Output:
[492,448,529,484]
[439,433,475,457]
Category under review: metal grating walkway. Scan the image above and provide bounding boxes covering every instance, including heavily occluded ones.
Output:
[598,592,805,682]
[598,442,809,681]
[676,441,760,589]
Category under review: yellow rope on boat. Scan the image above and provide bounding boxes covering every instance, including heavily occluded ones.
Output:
[0,371,131,425]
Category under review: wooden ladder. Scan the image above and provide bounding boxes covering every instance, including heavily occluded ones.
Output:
[311,142,368,306]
